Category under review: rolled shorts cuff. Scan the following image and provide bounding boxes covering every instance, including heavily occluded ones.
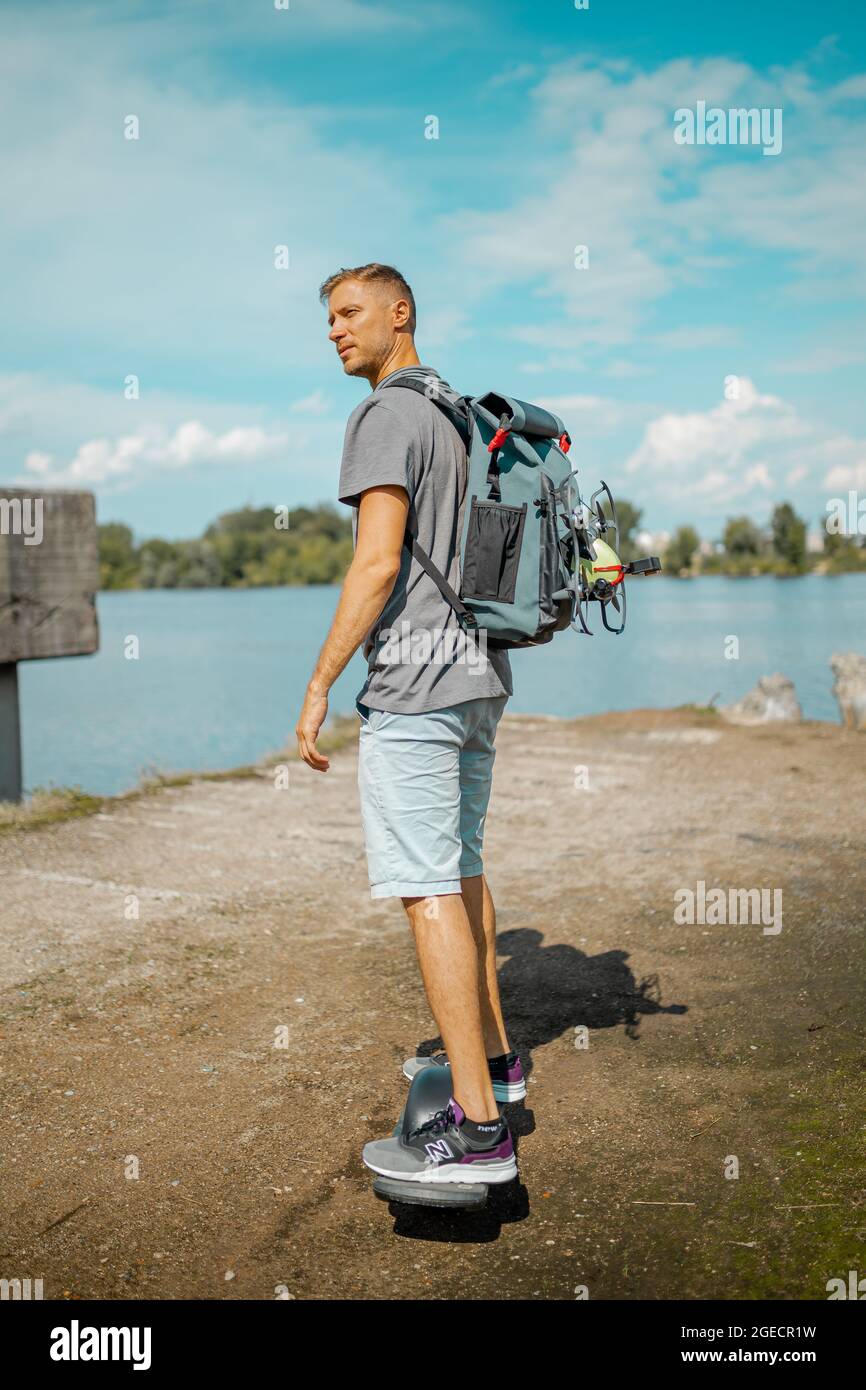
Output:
[371,877,462,901]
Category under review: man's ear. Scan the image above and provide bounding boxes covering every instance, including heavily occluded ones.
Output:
[393,298,412,330]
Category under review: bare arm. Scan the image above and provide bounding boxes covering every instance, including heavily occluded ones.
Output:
[295,483,409,770]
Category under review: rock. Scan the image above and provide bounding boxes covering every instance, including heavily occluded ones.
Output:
[720,674,802,726]
[830,652,866,730]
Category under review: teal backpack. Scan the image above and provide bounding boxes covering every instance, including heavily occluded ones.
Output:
[381,374,660,649]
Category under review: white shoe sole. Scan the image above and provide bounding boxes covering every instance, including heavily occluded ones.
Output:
[493,1080,526,1102]
[363,1157,518,1185]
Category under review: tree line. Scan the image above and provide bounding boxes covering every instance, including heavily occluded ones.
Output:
[98,504,354,590]
[662,502,866,576]
[98,497,866,591]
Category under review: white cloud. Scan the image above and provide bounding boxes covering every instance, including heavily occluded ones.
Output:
[422,306,474,351]
[602,360,654,379]
[19,420,288,488]
[651,326,739,350]
[2,14,864,535]
[289,390,331,415]
[0,372,343,494]
[827,73,866,102]
[744,462,773,489]
[7,0,450,50]
[625,377,866,511]
[825,460,866,490]
[0,15,433,378]
[440,55,866,355]
[774,346,866,374]
[483,64,538,93]
[535,393,653,437]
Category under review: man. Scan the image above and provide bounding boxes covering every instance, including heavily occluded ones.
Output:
[295,263,525,1186]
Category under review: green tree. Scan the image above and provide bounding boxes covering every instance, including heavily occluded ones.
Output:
[823,522,846,556]
[209,530,259,584]
[175,539,223,587]
[771,502,807,573]
[591,496,642,563]
[138,538,180,588]
[821,511,866,572]
[612,498,642,563]
[287,503,348,542]
[155,558,180,588]
[98,522,138,589]
[665,526,700,575]
[203,505,277,539]
[723,515,764,557]
[199,503,353,586]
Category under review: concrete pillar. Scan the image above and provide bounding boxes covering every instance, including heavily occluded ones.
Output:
[0,661,23,803]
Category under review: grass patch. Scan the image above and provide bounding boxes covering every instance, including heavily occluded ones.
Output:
[0,713,360,836]
[718,1062,866,1299]
[0,786,104,835]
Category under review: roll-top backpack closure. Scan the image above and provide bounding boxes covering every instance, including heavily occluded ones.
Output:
[472,392,566,441]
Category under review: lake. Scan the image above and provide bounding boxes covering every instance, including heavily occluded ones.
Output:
[17,575,866,796]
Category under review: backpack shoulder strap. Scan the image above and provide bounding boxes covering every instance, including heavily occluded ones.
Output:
[377,374,478,632]
[376,374,472,450]
[403,517,478,633]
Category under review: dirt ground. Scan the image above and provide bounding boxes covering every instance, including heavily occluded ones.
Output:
[1,707,864,1301]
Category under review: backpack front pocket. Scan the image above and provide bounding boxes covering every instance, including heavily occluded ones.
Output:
[461,496,527,604]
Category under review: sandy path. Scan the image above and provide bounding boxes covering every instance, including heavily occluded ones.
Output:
[1,708,863,1300]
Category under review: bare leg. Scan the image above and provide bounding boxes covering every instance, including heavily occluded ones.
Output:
[460,873,512,1058]
[403,891,499,1123]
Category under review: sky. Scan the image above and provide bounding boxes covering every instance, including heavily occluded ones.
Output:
[2,0,865,542]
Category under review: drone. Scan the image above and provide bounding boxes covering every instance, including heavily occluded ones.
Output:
[553,471,662,635]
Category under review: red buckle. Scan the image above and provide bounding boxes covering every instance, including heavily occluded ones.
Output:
[559,432,571,454]
[488,427,510,453]
[594,564,625,586]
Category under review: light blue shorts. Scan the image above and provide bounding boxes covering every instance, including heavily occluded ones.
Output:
[356,694,508,900]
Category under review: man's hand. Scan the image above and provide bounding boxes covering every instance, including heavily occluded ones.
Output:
[296,684,330,772]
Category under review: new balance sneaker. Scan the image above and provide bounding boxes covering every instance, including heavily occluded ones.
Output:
[402,1049,526,1102]
[362,1098,517,1185]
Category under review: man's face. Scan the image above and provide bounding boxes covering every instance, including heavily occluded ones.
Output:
[327,279,402,379]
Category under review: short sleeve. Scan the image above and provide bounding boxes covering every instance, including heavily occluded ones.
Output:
[337,400,418,509]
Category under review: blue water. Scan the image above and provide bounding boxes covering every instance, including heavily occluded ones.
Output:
[16,576,866,796]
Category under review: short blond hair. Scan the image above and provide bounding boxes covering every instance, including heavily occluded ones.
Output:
[318,262,416,333]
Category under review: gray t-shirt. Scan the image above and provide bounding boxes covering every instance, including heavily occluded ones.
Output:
[337,364,513,714]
